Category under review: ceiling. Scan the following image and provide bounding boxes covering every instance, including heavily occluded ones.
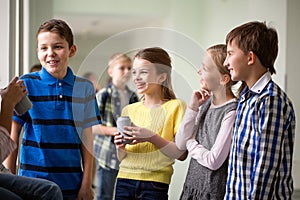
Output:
[54,14,165,37]
[53,0,171,37]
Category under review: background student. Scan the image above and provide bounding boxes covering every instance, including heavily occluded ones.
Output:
[83,72,102,93]
[92,53,138,200]
[29,63,42,73]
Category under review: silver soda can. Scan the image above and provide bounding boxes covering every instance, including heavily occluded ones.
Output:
[14,95,32,115]
[116,116,133,144]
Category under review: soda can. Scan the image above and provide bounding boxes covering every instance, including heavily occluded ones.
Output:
[116,116,133,144]
[14,95,32,115]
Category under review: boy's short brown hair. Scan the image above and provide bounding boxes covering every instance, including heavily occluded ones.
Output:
[226,21,278,74]
[36,19,74,49]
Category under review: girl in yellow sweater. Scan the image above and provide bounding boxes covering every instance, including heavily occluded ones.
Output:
[114,47,187,200]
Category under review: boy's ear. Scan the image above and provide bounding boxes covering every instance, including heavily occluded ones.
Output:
[248,51,256,65]
[69,45,77,57]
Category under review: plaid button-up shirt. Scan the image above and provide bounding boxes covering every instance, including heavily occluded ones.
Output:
[225,72,295,200]
[94,83,138,170]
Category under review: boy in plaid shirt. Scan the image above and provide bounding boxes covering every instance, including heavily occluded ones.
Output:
[93,53,138,200]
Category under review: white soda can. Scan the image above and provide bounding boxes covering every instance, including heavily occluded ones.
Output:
[116,116,133,144]
[14,95,32,115]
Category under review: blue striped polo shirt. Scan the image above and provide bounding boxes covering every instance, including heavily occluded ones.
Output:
[13,67,101,198]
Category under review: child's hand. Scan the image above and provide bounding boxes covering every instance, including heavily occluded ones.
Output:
[114,132,128,161]
[1,77,27,107]
[114,132,126,149]
[124,124,155,143]
[77,184,94,200]
[189,89,210,111]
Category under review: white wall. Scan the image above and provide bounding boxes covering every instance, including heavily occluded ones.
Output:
[286,0,300,189]
[0,0,10,88]
[167,0,286,88]
[27,0,53,71]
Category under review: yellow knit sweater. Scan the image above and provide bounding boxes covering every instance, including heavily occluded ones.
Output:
[118,99,186,184]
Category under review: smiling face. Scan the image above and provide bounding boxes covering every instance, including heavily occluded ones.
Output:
[37,32,76,79]
[131,58,166,95]
[198,52,223,92]
[224,39,249,82]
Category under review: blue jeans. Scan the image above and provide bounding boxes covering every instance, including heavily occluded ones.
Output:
[115,178,169,200]
[97,166,118,200]
[0,173,63,200]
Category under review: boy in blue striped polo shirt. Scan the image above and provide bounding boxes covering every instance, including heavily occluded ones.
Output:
[6,19,101,200]
[223,21,295,199]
